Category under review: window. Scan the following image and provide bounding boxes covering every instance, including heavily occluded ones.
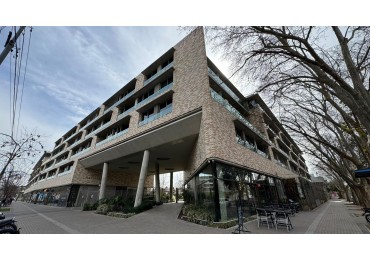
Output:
[161,57,173,68]
[138,88,155,103]
[142,107,155,121]
[160,77,173,88]
[146,69,157,80]
[159,98,172,111]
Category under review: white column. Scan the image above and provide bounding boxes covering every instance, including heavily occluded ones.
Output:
[99,162,109,200]
[155,163,160,203]
[134,150,150,207]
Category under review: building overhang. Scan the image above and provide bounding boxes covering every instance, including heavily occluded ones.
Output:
[79,109,202,169]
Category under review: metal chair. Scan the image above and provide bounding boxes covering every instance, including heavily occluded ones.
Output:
[256,208,274,229]
[274,211,293,231]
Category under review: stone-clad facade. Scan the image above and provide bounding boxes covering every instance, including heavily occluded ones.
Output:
[24,27,312,215]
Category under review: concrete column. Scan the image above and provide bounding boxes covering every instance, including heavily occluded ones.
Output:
[99,162,109,200]
[134,150,150,207]
[169,171,173,202]
[155,163,160,203]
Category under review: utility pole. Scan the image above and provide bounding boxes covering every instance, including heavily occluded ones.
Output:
[0,26,26,65]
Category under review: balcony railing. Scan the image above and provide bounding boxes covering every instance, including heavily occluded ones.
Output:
[208,68,240,103]
[136,82,173,109]
[64,130,79,143]
[50,149,65,160]
[237,138,269,158]
[117,106,136,121]
[71,147,91,159]
[138,104,172,127]
[54,158,69,168]
[104,90,135,115]
[275,160,288,169]
[96,129,129,147]
[85,122,111,139]
[211,89,272,145]
[68,138,83,150]
[144,62,174,86]
[58,169,72,177]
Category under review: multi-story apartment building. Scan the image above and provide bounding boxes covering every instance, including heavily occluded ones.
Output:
[24,27,317,221]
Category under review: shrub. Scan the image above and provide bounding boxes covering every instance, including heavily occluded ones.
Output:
[96,204,111,215]
[106,212,135,218]
[134,200,155,213]
[91,201,99,210]
[83,203,91,211]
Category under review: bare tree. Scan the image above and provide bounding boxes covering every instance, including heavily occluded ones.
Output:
[206,26,370,138]
[274,86,370,206]
[0,129,44,182]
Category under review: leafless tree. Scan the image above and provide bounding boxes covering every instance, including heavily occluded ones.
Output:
[206,26,370,138]
[0,129,44,182]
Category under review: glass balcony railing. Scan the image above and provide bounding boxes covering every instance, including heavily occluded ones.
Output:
[208,68,240,103]
[104,90,135,115]
[85,122,111,139]
[64,130,79,143]
[117,106,136,121]
[54,158,69,168]
[138,104,173,127]
[211,89,272,145]
[237,137,269,158]
[58,169,72,177]
[71,147,91,159]
[275,160,288,169]
[96,129,129,147]
[144,62,174,86]
[136,82,173,109]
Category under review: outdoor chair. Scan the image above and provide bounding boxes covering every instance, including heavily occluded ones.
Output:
[256,208,274,229]
[274,211,293,232]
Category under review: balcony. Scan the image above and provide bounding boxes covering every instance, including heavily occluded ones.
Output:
[211,89,272,145]
[96,129,129,147]
[71,147,91,159]
[117,106,136,121]
[136,82,173,109]
[237,138,269,158]
[275,160,288,169]
[139,104,173,127]
[208,68,240,103]
[54,158,69,168]
[85,122,111,139]
[144,62,174,86]
[58,169,72,177]
[104,90,135,115]
[64,130,79,143]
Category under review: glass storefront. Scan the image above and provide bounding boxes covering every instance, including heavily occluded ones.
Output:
[186,161,287,222]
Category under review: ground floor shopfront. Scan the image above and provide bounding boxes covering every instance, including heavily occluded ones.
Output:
[23,184,153,208]
[184,160,327,222]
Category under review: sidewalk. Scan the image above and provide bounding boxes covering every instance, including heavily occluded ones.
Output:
[241,199,369,234]
[4,199,369,234]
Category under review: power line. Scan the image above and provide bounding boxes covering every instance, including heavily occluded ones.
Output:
[16,27,33,138]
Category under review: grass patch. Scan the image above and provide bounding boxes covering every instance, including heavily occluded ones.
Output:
[0,208,10,212]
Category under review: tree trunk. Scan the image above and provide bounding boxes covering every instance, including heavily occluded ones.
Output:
[353,185,370,207]
[343,186,351,202]
[352,188,360,205]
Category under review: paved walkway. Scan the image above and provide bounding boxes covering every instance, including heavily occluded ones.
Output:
[241,199,369,234]
[3,199,369,234]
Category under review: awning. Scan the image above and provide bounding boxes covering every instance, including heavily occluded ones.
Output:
[354,168,370,178]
